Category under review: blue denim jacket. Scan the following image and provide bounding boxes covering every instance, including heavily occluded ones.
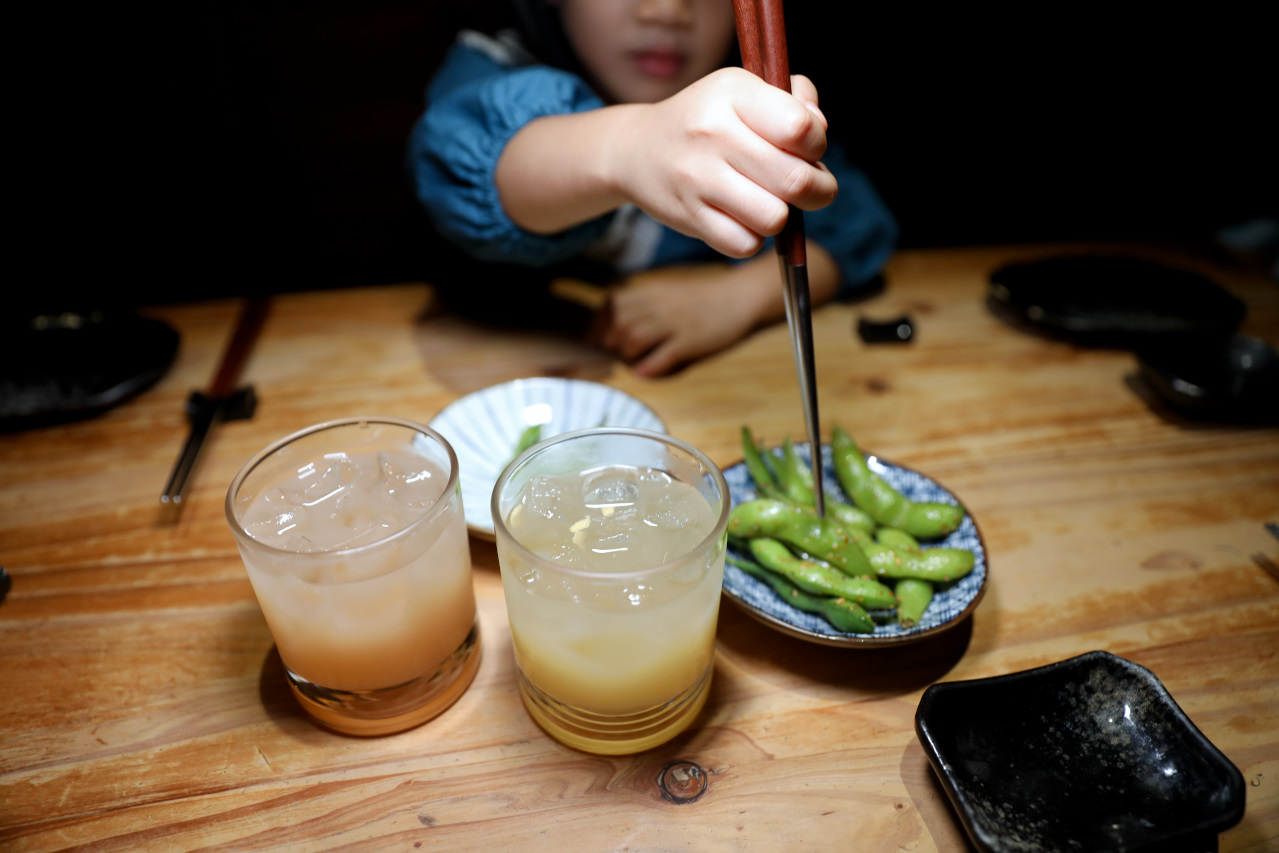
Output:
[407,32,897,295]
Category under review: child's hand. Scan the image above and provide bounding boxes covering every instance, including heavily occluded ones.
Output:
[589,245,839,378]
[589,266,755,377]
[608,68,838,259]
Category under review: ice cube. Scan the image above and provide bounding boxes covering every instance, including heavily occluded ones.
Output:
[378,450,442,509]
[644,488,700,530]
[283,534,318,553]
[523,475,570,521]
[582,467,640,514]
[532,540,584,570]
[246,509,304,542]
[299,454,350,507]
[261,486,289,504]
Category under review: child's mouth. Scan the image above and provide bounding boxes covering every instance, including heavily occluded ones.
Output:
[631,50,684,78]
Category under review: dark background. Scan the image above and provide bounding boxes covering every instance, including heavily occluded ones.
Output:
[19,2,1275,310]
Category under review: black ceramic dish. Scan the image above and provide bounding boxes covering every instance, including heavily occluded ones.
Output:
[915,650,1246,853]
[1136,332,1279,424]
[988,255,1245,347]
[0,310,179,432]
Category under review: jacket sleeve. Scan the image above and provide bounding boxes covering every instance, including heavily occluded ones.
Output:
[804,140,899,298]
[407,44,612,267]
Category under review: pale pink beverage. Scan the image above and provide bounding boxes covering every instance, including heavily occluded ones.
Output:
[227,417,479,735]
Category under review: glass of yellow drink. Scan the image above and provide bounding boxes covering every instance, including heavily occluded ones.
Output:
[491,427,729,754]
[226,417,480,736]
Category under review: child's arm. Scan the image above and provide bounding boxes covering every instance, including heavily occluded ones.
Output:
[588,241,839,378]
[495,68,836,261]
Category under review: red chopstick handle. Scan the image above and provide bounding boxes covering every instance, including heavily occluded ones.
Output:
[731,0,763,77]
[733,0,806,267]
[757,0,791,93]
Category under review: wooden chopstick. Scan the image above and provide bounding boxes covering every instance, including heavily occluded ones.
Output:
[731,0,763,78]
[732,0,806,267]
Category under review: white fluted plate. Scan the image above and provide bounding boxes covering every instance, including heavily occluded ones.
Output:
[428,378,666,540]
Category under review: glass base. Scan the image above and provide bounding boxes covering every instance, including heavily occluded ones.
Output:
[286,622,480,736]
[517,664,711,755]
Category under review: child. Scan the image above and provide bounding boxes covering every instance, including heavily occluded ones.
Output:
[408,0,896,377]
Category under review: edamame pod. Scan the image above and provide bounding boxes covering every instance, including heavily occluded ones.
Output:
[826,501,877,533]
[895,578,933,627]
[741,426,785,500]
[743,426,876,530]
[728,555,874,633]
[876,527,921,554]
[728,498,873,577]
[512,424,542,459]
[746,539,898,609]
[776,437,816,505]
[830,425,965,539]
[862,541,975,582]
[780,436,877,531]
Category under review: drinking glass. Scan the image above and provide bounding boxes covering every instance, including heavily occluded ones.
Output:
[226,417,479,735]
[492,427,729,754]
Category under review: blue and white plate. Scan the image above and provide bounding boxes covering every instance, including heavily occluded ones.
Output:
[428,378,666,540]
[723,442,988,647]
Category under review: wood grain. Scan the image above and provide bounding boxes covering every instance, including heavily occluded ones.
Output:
[2,244,1276,851]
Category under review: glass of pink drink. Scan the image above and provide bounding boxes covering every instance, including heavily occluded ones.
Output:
[226,417,479,736]
[492,428,729,754]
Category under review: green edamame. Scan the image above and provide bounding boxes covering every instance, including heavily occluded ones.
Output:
[894,578,933,628]
[876,527,921,554]
[826,501,877,532]
[512,424,542,460]
[728,555,874,633]
[742,427,876,530]
[861,541,975,582]
[830,424,965,539]
[741,426,785,500]
[746,539,898,609]
[776,437,816,505]
[728,498,873,577]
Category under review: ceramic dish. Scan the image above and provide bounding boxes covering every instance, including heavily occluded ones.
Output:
[915,650,1246,853]
[1,310,179,432]
[987,254,1244,346]
[1136,332,1279,424]
[428,378,666,540]
[722,442,987,647]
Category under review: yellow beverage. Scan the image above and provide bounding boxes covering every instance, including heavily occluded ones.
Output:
[228,418,479,735]
[493,430,729,754]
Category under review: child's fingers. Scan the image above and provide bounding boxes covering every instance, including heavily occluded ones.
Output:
[725,147,838,214]
[695,167,790,245]
[692,202,769,258]
[731,76,829,162]
[632,340,685,378]
[788,75,827,129]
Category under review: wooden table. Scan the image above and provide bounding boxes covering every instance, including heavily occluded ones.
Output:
[3,244,1277,851]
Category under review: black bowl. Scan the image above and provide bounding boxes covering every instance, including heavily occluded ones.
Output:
[915,651,1245,853]
[1136,332,1279,423]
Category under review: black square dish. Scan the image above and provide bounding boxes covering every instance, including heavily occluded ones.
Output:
[915,651,1246,853]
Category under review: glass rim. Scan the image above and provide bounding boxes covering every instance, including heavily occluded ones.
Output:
[224,415,460,559]
[490,426,731,580]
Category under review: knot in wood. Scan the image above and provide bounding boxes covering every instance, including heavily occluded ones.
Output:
[657,760,708,804]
